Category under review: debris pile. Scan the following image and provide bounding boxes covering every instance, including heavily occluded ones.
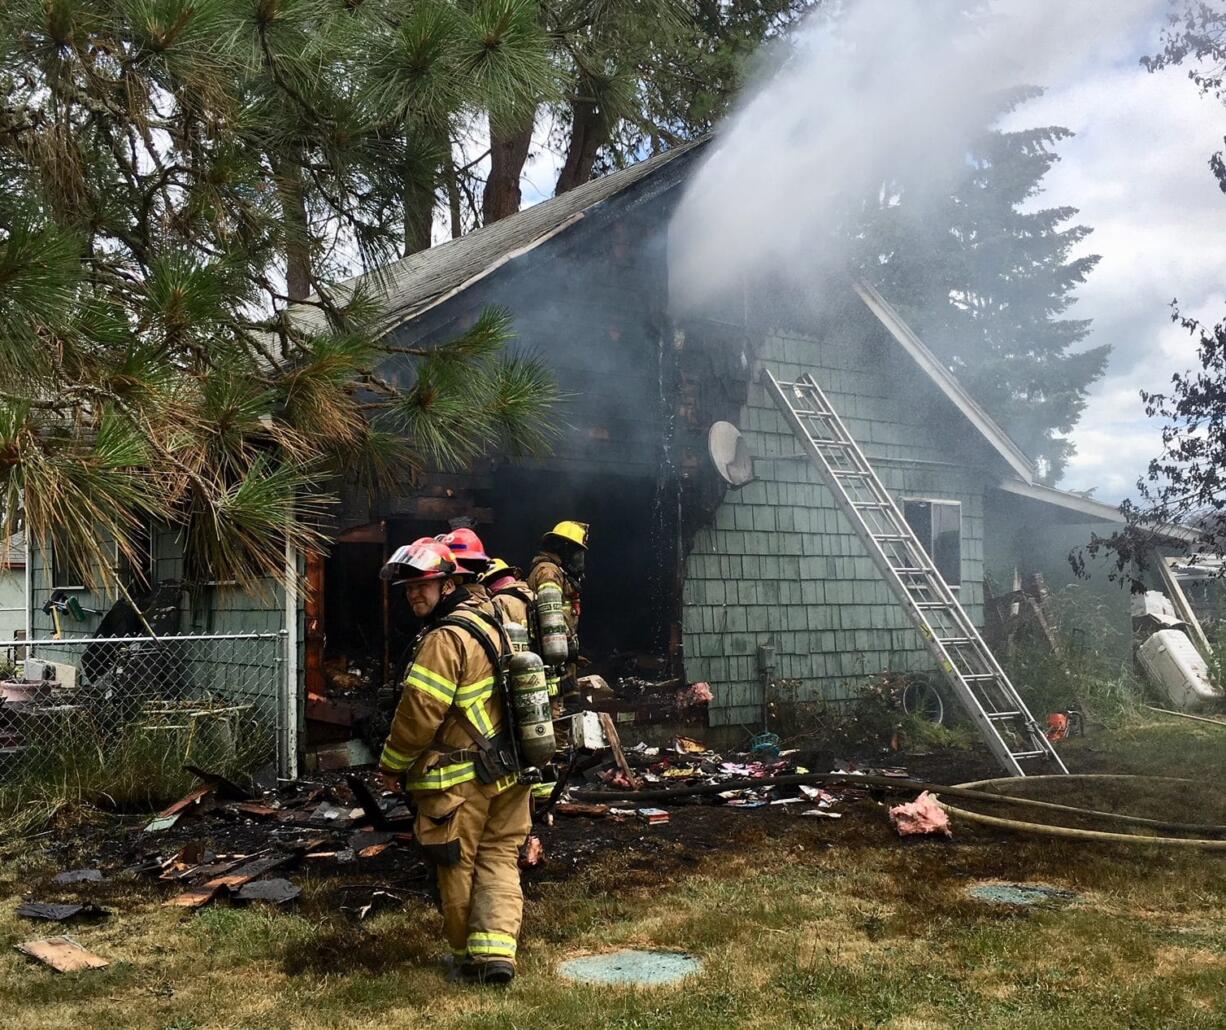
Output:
[305,654,386,772]
[577,654,713,726]
[555,728,914,820]
[19,770,429,923]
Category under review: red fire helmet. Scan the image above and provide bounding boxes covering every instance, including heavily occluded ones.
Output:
[380,538,458,584]
[438,527,490,570]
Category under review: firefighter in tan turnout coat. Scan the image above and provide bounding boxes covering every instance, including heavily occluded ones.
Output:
[377,537,531,986]
[526,520,588,695]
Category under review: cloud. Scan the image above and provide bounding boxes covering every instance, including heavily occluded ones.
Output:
[1004,62,1226,502]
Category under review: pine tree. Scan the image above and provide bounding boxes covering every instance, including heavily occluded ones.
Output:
[863,91,1108,483]
[480,0,815,224]
[0,0,558,591]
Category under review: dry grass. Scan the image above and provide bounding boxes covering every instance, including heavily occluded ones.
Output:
[1,717,1225,1028]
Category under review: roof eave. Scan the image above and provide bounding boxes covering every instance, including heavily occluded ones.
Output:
[995,478,1201,544]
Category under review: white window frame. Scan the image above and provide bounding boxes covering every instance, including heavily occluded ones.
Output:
[902,497,963,590]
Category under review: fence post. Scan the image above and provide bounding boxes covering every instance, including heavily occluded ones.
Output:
[277,629,298,780]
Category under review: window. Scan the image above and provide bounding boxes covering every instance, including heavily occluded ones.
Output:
[51,539,87,590]
[117,520,156,592]
[903,499,962,588]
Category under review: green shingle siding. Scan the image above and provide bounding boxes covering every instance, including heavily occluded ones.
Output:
[684,326,995,728]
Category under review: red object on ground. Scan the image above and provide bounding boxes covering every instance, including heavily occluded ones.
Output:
[599,769,636,791]
[1046,713,1070,742]
[888,791,953,838]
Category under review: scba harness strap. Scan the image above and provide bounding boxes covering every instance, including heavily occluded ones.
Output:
[493,585,534,607]
[428,610,520,786]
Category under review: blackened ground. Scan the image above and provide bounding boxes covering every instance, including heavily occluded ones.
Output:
[27,742,1001,920]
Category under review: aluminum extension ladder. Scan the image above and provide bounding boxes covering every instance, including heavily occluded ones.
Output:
[764,369,1067,777]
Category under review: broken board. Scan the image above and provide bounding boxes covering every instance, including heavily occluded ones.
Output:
[165,853,292,909]
[16,936,109,972]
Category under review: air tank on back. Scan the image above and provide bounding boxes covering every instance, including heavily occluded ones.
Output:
[505,622,530,654]
[535,582,569,665]
[508,648,556,767]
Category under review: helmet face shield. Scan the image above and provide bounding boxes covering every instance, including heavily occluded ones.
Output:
[380,539,457,584]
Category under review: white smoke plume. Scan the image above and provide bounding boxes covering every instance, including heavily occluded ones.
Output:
[668,0,1165,311]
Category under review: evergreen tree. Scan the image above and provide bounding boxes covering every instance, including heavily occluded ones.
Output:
[0,0,558,591]
[480,0,815,224]
[862,91,1108,483]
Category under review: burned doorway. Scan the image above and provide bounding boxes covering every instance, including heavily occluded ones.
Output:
[486,466,679,678]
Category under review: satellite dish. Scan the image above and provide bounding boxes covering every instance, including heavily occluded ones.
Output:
[708,421,754,487]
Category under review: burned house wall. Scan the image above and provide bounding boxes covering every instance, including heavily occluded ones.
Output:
[681,315,995,729]
[340,186,682,666]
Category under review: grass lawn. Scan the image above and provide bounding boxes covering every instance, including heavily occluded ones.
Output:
[1,715,1225,1029]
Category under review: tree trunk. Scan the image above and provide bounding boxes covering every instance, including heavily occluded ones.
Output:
[555,99,609,195]
[483,115,534,224]
[445,156,463,239]
[402,161,434,256]
[273,156,311,302]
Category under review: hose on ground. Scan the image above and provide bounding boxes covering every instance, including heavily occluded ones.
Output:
[940,773,1226,849]
[570,771,1226,838]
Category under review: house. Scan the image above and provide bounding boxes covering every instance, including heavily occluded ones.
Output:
[23,138,1143,751]
[0,533,25,641]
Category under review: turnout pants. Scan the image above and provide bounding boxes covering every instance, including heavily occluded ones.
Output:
[413,779,532,966]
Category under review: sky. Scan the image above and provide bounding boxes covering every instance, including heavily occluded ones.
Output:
[1005,43,1226,503]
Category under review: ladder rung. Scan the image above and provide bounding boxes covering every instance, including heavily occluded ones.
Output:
[937,637,973,646]
[892,567,928,575]
[915,602,952,610]
[873,533,911,541]
[853,502,891,509]
[962,673,999,681]
[985,710,1021,719]
[833,470,872,478]
[1009,750,1050,760]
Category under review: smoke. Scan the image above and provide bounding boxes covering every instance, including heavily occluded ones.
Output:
[668,0,1164,311]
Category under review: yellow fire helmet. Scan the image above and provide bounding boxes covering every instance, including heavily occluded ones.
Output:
[480,557,522,585]
[546,520,590,550]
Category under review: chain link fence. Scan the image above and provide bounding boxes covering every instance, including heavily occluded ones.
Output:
[0,633,289,799]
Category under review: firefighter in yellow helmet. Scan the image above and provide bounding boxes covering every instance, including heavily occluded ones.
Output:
[377,538,531,986]
[481,559,534,629]
[527,521,588,704]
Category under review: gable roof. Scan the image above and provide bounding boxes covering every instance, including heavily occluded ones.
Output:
[324,139,707,333]
[327,138,1073,492]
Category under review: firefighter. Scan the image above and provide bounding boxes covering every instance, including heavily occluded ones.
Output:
[481,557,564,806]
[526,521,588,695]
[438,528,495,616]
[377,537,531,986]
[481,558,534,629]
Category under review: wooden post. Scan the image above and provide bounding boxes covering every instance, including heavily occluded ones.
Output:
[305,551,325,697]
